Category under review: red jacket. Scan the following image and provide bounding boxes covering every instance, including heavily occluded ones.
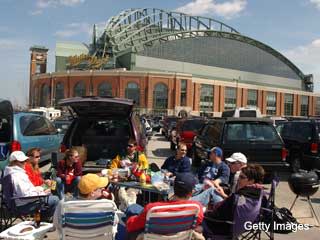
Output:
[57,159,82,179]
[24,162,43,186]
[126,200,204,233]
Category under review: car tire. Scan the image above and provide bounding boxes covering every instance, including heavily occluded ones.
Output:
[291,154,301,173]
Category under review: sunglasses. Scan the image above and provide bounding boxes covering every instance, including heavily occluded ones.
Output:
[180,149,187,152]
[33,155,40,158]
[127,144,135,148]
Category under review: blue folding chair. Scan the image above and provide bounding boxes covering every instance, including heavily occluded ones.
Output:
[60,199,118,240]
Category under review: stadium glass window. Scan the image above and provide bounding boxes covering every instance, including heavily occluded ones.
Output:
[125,82,140,105]
[247,89,257,108]
[284,94,293,116]
[225,87,236,110]
[316,97,320,116]
[153,83,168,109]
[180,79,187,106]
[200,84,214,113]
[36,64,41,74]
[55,82,64,105]
[98,82,112,97]
[73,81,86,97]
[300,95,309,116]
[40,84,50,107]
[266,92,276,115]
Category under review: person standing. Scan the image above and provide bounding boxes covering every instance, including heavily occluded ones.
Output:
[56,148,82,199]
[161,143,191,177]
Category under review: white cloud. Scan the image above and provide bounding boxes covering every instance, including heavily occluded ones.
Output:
[54,22,91,38]
[283,39,320,92]
[0,39,24,49]
[310,0,320,9]
[31,0,85,15]
[176,0,247,19]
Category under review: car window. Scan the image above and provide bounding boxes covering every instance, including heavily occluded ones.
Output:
[221,110,235,117]
[0,117,10,142]
[182,120,204,131]
[205,122,223,143]
[21,116,51,136]
[224,122,281,143]
[292,122,312,141]
[84,119,131,137]
[239,110,257,117]
[44,118,58,135]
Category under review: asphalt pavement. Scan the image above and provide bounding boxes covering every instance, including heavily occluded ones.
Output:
[40,133,320,239]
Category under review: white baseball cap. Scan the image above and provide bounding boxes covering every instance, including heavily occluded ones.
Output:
[226,152,247,164]
[9,151,29,162]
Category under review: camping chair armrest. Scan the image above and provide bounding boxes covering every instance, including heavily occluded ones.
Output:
[11,194,49,201]
[204,216,234,225]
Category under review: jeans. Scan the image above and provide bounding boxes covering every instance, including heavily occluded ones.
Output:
[56,176,81,200]
[191,187,223,206]
[17,195,60,221]
[124,204,144,240]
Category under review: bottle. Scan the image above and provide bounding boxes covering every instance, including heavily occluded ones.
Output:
[34,208,41,228]
[140,170,146,185]
[50,168,57,191]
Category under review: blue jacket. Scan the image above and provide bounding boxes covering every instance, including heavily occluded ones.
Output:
[161,155,191,175]
[198,161,230,184]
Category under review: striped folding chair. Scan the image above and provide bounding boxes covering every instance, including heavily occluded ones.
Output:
[61,199,118,240]
[143,203,201,240]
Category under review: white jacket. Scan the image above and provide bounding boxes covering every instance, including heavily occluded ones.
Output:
[4,165,45,206]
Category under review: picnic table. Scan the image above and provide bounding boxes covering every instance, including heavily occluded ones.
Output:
[109,180,171,205]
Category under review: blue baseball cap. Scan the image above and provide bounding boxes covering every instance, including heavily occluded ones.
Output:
[210,147,223,158]
[174,173,198,192]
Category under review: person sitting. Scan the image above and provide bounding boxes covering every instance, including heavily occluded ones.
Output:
[4,151,59,220]
[195,147,230,192]
[191,152,247,206]
[53,173,115,235]
[25,147,52,188]
[56,148,82,199]
[110,140,149,170]
[125,172,204,240]
[203,164,265,238]
[161,143,191,177]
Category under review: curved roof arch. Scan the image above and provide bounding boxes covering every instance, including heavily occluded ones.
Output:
[94,8,306,81]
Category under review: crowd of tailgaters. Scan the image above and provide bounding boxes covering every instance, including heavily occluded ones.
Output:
[4,142,267,240]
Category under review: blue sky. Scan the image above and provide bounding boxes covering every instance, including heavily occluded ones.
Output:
[1,0,320,107]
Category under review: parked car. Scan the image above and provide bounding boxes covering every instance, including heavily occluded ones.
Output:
[276,118,320,172]
[0,99,61,170]
[192,117,288,172]
[172,118,206,153]
[141,117,153,139]
[53,117,72,136]
[221,107,262,118]
[59,96,148,172]
[162,116,180,139]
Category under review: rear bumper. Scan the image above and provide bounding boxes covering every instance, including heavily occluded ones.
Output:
[303,154,320,170]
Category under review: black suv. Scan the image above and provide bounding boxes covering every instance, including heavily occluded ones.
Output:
[276,118,320,172]
[192,118,288,171]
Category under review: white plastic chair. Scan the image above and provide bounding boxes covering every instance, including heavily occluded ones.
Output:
[143,203,200,240]
[60,199,118,240]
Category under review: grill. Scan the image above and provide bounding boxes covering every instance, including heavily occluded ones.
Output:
[288,170,320,226]
[288,171,319,197]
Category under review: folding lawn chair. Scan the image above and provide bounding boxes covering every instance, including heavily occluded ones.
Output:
[142,203,201,240]
[60,199,118,240]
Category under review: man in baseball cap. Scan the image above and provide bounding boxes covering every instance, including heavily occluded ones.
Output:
[78,173,109,198]
[9,150,29,162]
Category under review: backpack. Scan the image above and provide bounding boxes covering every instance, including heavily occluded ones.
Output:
[272,207,298,234]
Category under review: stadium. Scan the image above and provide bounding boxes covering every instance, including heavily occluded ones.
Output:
[29,8,319,116]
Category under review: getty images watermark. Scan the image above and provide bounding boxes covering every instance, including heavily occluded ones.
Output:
[244,221,311,233]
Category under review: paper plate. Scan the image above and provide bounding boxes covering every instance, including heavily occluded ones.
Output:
[8,224,35,236]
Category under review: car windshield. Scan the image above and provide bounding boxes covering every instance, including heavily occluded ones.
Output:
[83,119,130,137]
[224,122,281,143]
[182,120,204,131]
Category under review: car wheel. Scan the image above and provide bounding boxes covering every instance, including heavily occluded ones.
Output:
[291,154,301,173]
[170,141,176,151]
